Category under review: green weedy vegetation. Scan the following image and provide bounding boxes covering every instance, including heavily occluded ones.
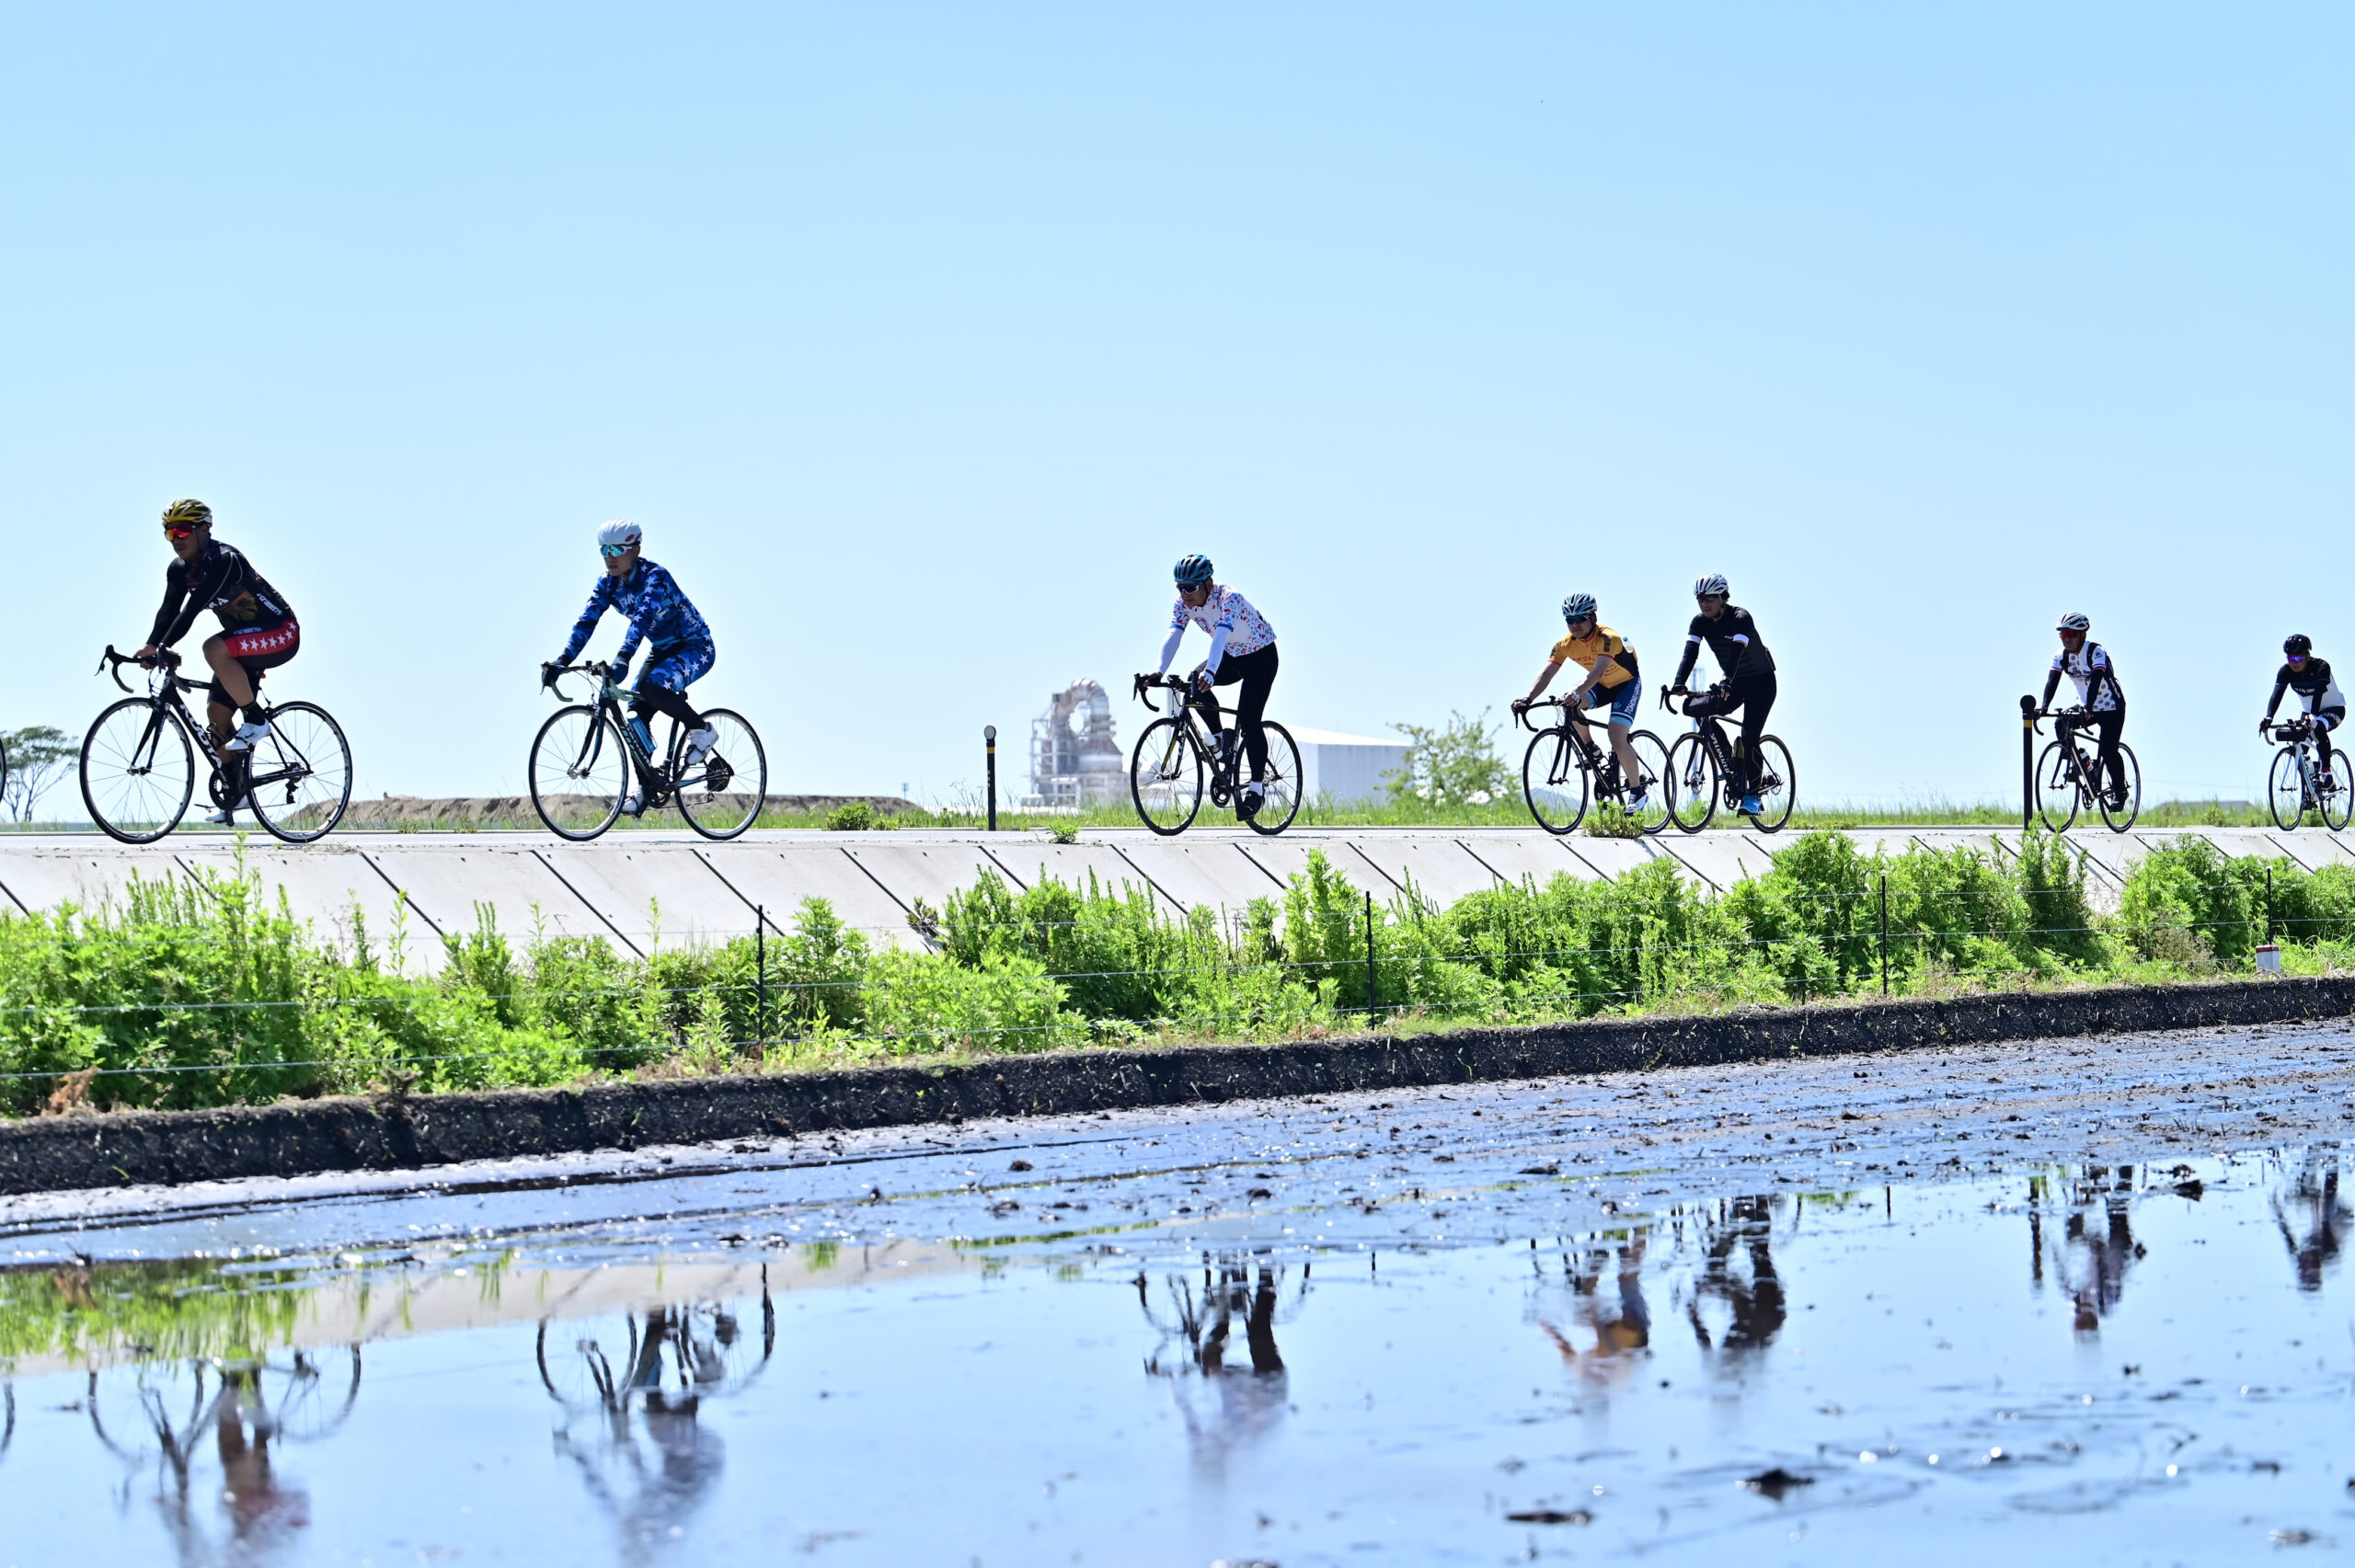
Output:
[5,832,2355,1118]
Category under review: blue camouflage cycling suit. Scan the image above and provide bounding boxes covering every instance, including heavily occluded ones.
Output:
[557,558,715,734]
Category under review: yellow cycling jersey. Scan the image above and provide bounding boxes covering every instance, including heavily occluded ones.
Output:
[1550,624,1638,689]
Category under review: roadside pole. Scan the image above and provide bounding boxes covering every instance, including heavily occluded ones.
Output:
[2019,695,2038,830]
[984,726,998,832]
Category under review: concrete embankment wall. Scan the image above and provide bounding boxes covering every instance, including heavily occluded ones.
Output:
[3,974,2350,1196]
[0,825,2349,972]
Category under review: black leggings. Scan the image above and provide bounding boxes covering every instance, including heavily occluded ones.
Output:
[1200,643,1279,783]
[1686,673,1776,795]
[2058,705,2126,795]
[631,684,705,731]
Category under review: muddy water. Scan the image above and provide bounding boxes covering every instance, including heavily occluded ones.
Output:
[2,1153,2348,1566]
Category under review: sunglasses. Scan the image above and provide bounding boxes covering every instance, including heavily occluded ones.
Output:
[601,543,635,558]
[2290,654,2310,663]
[164,523,201,540]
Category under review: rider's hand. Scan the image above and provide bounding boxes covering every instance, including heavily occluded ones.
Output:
[134,644,158,668]
[1194,671,1214,694]
[2259,717,2272,738]
[1510,697,1529,715]
[541,661,562,690]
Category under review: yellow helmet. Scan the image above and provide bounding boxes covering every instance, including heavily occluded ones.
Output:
[161,498,213,530]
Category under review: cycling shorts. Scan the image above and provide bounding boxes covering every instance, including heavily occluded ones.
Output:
[206,618,299,702]
[1580,681,1642,727]
[638,637,714,694]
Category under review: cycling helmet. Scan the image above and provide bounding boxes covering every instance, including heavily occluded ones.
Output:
[1561,593,1598,622]
[2285,633,2314,658]
[597,520,643,551]
[1173,554,1213,586]
[161,498,212,530]
[2056,612,2090,635]
[1694,573,1729,599]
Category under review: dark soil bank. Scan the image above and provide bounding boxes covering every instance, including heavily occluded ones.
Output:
[6,976,2351,1196]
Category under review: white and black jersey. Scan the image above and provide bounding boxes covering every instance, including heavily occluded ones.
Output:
[2267,658,2347,721]
[2045,642,2123,713]
[1671,604,1775,687]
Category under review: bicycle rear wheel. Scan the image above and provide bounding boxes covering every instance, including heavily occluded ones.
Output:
[1242,721,1303,835]
[81,699,194,844]
[2034,740,2081,832]
[1748,736,1797,833]
[1666,733,1717,833]
[2097,743,2141,832]
[675,708,767,840]
[1131,717,1203,834]
[246,702,353,842]
[1625,730,1673,835]
[531,704,629,841]
[1522,727,1590,834]
[2269,746,2309,830]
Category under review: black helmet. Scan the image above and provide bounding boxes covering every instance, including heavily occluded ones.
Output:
[2285,634,2313,658]
[1173,554,1213,586]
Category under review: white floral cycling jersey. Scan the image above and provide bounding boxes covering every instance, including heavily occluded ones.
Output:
[1165,585,1276,670]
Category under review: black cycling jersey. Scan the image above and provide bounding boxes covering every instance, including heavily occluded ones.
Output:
[145,539,295,650]
[1671,604,1775,687]
[2266,657,2347,721]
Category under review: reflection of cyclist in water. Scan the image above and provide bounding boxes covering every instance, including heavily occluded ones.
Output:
[2272,1159,2351,1292]
[1139,1255,1297,1474]
[2031,1168,2142,1333]
[1688,1196,1786,1356]
[1538,1233,1651,1383]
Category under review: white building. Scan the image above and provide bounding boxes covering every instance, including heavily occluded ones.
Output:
[1288,727,1409,806]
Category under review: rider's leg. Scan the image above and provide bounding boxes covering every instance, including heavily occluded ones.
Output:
[632,642,714,755]
[1734,674,1776,797]
[1594,682,1645,791]
[2318,710,2344,781]
[1218,645,1279,784]
[203,622,300,752]
[2093,705,2126,801]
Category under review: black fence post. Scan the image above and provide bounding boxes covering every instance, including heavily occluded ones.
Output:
[2019,695,2039,831]
[2266,866,2275,944]
[984,726,998,831]
[1364,890,1378,1021]
[755,904,768,1046]
[1878,873,1890,996]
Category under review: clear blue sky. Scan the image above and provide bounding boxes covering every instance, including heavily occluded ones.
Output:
[5,4,2345,810]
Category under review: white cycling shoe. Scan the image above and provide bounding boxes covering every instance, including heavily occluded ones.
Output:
[224,721,270,753]
[683,726,719,765]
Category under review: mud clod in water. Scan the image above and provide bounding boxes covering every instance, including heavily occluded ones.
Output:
[1506,1508,1594,1525]
[1742,1467,1816,1500]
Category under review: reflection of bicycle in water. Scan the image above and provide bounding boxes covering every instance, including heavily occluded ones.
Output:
[1687,1195,1787,1356]
[1535,1230,1653,1386]
[1137,1256,1304,1470]
[536,1285,775,1563]
[2028,1166,2142,1333]
[2272,1156,2350,1292]
[86,1345,362,1562]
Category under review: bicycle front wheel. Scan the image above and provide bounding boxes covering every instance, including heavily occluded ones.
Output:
[1131,716,1203,835]
[81,698,194,844]
[2098,743,2141,832]
[531,704,629,841]
[1666,733,1717,833]
[676,708,767,841]
[2269,745,2309,830]
[1626,730,1673,835]
[2034,740,2081,832]
[1749,736,1797,833]
[1245,721,1304,835]
[2323,749,2354,831]
[1522,727,1589,834]
[247,702,353,842]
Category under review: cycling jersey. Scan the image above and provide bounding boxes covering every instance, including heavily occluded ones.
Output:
[2267,658,2346,721]
[145,539,295,650]
[1672,604,1774,687]
[1160,585,1275,677]
[2047,642,2123,713]
[1551,624,1639,690]
[558,558,713,674]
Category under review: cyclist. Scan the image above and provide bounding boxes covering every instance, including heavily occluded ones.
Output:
[546,521,718,810]
[1512,593,1649,810]
[2261,634,2345,784]
[134,499,299,820]
[1666,574,1775,817]
[1147,554,1277,816]
[2040,612,2127,811]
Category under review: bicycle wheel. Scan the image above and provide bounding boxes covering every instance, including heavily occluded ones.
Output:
[675,708,766,840]
[2098,742,2141,832]
[2269,745,2309,830]
[2323,750,2354,831]
[1623,730,1673,835]
[2034,740,2081,832]
[80,699,194,844]
[1522,727,1590,834]
[1130,716,1203,834]
[531,704,629,841]
[1244,721,1304,835]
[1748,736,1797,833]
[245,702,353,842]
[1666,733,1717,832]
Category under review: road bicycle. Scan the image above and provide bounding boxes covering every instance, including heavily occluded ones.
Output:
[2264,716,2351,830]
[80,646,352,844]
[1129,673,1302,835]
[530,660,767,841]
[1513,696,1671,834]
[2032,705,2141,832]
[1660,684,1797,833]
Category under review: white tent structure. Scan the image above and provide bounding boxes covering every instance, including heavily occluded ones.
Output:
[1286,727,1409,806]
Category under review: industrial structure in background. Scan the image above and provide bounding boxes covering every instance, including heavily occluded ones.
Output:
[1026,679,1408,809]
[1028,680,1126,806]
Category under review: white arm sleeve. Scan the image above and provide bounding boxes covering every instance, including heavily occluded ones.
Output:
[1156,626,1185,676]
[1205,625,1231,674]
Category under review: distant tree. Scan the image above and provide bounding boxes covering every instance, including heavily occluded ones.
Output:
[1384,709,1509,808]
[2,726,78,824]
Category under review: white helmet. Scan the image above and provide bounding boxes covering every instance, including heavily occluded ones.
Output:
[597,520,642,552]
[1694,573,1729,599]
[2056,612,2089,634]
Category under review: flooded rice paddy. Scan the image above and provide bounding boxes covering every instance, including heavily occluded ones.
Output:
[2,1022,2351,1565]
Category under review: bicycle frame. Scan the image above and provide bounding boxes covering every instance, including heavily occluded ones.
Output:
[546,662,704,807]
[1516,698,1611,789]
[1137,676,1242,795]
[97,647,319,811]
